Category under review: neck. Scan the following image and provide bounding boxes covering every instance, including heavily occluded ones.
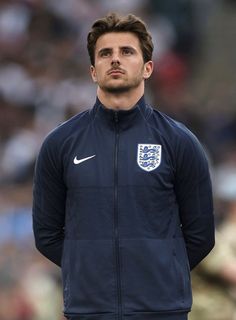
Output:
[97,86,144,111]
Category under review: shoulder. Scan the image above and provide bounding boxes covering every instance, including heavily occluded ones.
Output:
[148,106,210,171]
[41,108,91,150]
[149,107,203,150]
[37,109,91,162]
[46,109,90,143]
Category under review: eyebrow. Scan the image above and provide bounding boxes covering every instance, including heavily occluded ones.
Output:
[98,48,112,55]
[121,46,136,52]
[97,46,137,55]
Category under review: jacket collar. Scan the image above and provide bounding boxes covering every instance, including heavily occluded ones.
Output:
[91,96,152,130]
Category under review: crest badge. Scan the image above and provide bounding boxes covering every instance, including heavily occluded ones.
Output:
[137,144,162,172]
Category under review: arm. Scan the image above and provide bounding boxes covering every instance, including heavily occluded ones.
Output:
[32,134,66,267]
[174,131,215,270]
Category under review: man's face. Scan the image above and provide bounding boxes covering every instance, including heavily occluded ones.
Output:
[90,32,153,94]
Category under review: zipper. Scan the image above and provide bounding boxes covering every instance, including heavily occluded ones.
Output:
[114,111,122,320]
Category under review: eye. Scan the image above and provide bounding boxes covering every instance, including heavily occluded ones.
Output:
[122,47,134,55]
[99,50,111,57]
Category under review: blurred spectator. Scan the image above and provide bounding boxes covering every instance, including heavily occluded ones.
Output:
[0,64,36,106]
[190,164,236,320]
[190,232,236,320]
[0,2,31,56]
[148,0,198,60]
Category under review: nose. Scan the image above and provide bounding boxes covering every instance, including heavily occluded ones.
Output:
[111,59,120,67]
[111,50,120,66]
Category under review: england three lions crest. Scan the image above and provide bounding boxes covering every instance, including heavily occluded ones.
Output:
[137,144,162,172]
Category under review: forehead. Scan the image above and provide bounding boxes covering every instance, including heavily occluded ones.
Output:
[95,32,141,51]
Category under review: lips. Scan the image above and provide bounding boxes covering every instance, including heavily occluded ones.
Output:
[107,69,125,75]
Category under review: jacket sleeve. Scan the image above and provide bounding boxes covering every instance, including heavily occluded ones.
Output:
[174,130,215,270]
[32,134,66,267]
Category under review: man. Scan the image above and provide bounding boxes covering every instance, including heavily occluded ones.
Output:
[33,13,215,320]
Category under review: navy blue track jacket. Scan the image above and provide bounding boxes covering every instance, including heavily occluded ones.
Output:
[33,96,215,320]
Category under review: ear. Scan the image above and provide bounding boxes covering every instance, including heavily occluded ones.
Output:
[143,60,154,80]
[90,65,97,83]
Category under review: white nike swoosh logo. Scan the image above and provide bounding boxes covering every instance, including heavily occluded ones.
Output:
[73,155,96,165]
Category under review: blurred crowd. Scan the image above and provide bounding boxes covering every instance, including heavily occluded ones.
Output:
[0,0,236,319]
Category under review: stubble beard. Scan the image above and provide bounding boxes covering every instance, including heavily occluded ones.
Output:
[99,67,145,94]
[100,77,143,94]
[103,84,134,94]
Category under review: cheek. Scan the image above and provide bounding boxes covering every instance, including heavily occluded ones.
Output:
[129,62,144,75]
[94,63,107,79]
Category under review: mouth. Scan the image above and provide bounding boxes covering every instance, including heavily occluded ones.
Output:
[107,69,125,75]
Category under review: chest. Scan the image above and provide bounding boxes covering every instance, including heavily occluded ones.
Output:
[63,123,175,190]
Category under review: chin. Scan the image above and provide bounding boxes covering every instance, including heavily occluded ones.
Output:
[104,86,132,94]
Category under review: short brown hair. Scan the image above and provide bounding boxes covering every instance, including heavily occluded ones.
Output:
[87,13,154,66]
